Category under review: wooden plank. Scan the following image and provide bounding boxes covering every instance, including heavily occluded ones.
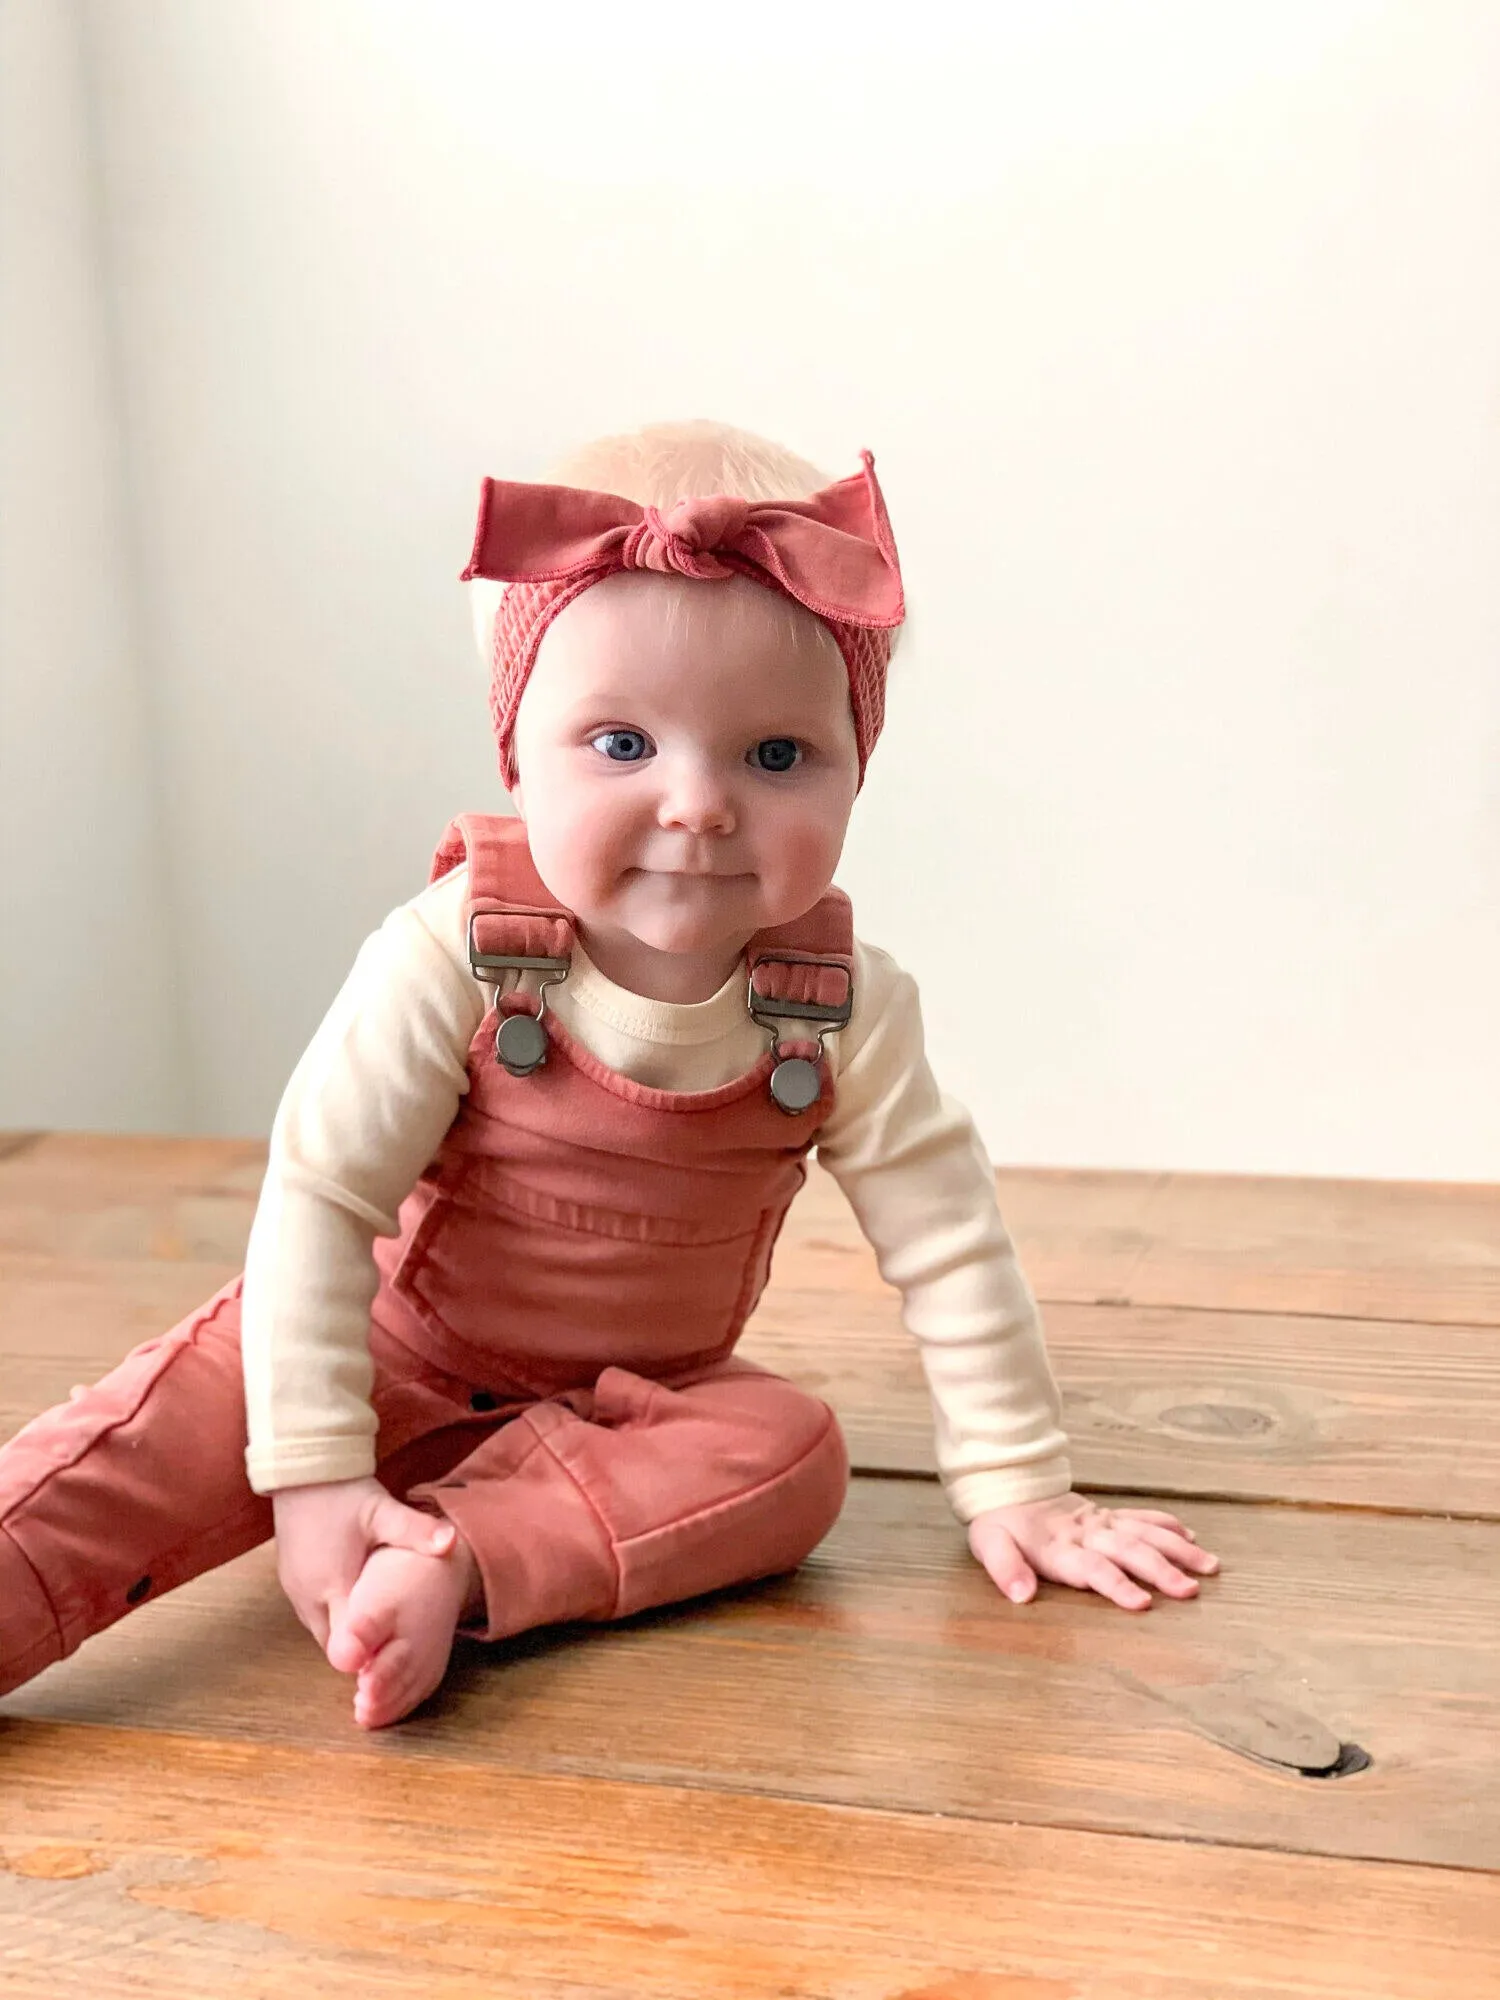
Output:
[2,1722,1496,2000]
[7,1137,1500,1328]
[0,1131,265,1192]
[740,1292,1500,1518]
[792,1160,1500,1326]
[7,1481,1499,1873]
[0,1256,242,1446]
[0,1132,259,1269]
[7,1248,1494,1520]
[0,1255,239,1357]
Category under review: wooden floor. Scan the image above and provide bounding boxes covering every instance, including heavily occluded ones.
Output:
[2,1133,1498,1997]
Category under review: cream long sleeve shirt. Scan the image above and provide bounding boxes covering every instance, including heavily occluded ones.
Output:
[241,862,1072,1520]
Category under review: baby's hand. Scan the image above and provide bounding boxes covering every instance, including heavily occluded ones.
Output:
[271,1475,455,1657]
[967,1492,1220,1612]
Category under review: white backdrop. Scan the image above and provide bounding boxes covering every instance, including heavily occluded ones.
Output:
[3,0,1498,1178]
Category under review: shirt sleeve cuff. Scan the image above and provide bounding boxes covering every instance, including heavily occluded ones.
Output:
[943,1454,1074,1523]
[245,1436,378,1496]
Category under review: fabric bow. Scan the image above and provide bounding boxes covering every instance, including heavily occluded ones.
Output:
[461,449,904,631]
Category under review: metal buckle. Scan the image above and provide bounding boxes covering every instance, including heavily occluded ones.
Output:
[467,914,571,993]
[746,956,854,1036]
[468,915,571,1074]
[747,957,853,1114]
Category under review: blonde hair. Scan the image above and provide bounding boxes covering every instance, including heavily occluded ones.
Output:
[547,418,831,508]
[468,419,846,667]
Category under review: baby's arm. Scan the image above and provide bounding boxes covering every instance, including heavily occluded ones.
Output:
[818,945,1219,1610]
[240,870,485,1654]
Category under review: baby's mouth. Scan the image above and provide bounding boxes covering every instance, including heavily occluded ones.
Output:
[634,867,749,882]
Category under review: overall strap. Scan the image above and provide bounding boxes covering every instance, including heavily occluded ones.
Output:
[430,813,577,963]
[745,888,856,1114]
[430,814,576,1075]
[746,886,854,1012]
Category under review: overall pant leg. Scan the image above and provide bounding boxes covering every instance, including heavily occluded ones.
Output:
[407,1359,850,1642]
[0,1283,492,1700]
[0,1280,270,1696]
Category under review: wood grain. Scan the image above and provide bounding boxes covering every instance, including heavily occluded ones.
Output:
[5,1133,1500,1994]
[6,1137,1499,1325]
[740,1293,1500,1517]
[792,1159,1500,1324]
[2,1722,1497,2000]
[8,1242,1496,1518]
[7,1480,1498,1873]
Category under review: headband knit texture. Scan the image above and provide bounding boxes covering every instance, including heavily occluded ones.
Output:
[462,451,906,790]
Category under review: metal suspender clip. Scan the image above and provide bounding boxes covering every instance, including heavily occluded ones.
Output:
[467,915,570,1077]
[747,958,854,1115]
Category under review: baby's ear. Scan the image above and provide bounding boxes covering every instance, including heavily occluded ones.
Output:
[467,577,503,672]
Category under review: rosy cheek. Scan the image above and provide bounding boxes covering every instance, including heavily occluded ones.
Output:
[768,809,843,894]
[557,785,637,891]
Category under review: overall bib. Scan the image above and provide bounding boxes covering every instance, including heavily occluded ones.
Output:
[0,817,851,1698]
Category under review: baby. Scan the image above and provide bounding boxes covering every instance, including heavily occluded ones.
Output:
[0,420,1217,1729]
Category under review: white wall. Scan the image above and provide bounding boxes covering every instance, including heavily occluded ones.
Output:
[6,0,1497,1178]
[0,0,187,1129]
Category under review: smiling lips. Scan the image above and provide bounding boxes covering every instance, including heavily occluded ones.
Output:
[630,863,749,881]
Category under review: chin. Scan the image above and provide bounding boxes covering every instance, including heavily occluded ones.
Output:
[628,913,747,958]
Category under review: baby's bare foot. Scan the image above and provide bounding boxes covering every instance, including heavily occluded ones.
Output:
[327,1537,480,1729]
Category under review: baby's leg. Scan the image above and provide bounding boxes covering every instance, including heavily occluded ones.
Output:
[403,1360,849,1648]
[0,1280,271,1698]
[0,1284,485,1708]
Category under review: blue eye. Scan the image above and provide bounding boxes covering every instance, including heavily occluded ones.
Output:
[751,738,801,773]
[590,729,653,763]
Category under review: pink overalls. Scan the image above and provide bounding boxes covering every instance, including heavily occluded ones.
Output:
[0,817,851,1698]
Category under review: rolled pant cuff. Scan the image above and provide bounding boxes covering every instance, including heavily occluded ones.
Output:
[407,1417,618,1641]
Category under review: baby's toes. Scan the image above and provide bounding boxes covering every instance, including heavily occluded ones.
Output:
[327,1596,396,1676]
[353,1638,442,1731]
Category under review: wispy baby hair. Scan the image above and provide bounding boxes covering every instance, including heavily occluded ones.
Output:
[548,418,833,508]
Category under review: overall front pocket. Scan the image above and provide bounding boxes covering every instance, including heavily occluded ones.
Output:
[390,1168,791,1387]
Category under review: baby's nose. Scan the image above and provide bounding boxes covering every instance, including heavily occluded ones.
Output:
[657,762,736,835]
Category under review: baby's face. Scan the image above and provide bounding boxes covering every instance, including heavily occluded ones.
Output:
[510,574,860,1002]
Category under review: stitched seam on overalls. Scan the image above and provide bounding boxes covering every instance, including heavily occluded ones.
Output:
[611,1402,842,1555]
[527,1423,626,1620]
[537,1019,790,1114]
[1,1526,64,1654]
[725,1205,790,1329]
[89,1496,271,1601]
[2,1283,244,1513]
[463,1175,773,1248]
[387,1170,462,1321]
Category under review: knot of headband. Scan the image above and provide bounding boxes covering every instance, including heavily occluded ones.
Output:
[461,448,905,631]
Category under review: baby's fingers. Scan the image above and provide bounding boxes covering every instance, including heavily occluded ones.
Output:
[1117,1509,1196,1539]
[1044,1544,1152,1612]
[1091,1532,1202,1599]
[1128,1523,1220,1575]
[366,1491,456,1559]
[967,1518,1039,1604]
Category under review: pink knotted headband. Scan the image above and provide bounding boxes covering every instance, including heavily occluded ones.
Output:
[460,450,905,790]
